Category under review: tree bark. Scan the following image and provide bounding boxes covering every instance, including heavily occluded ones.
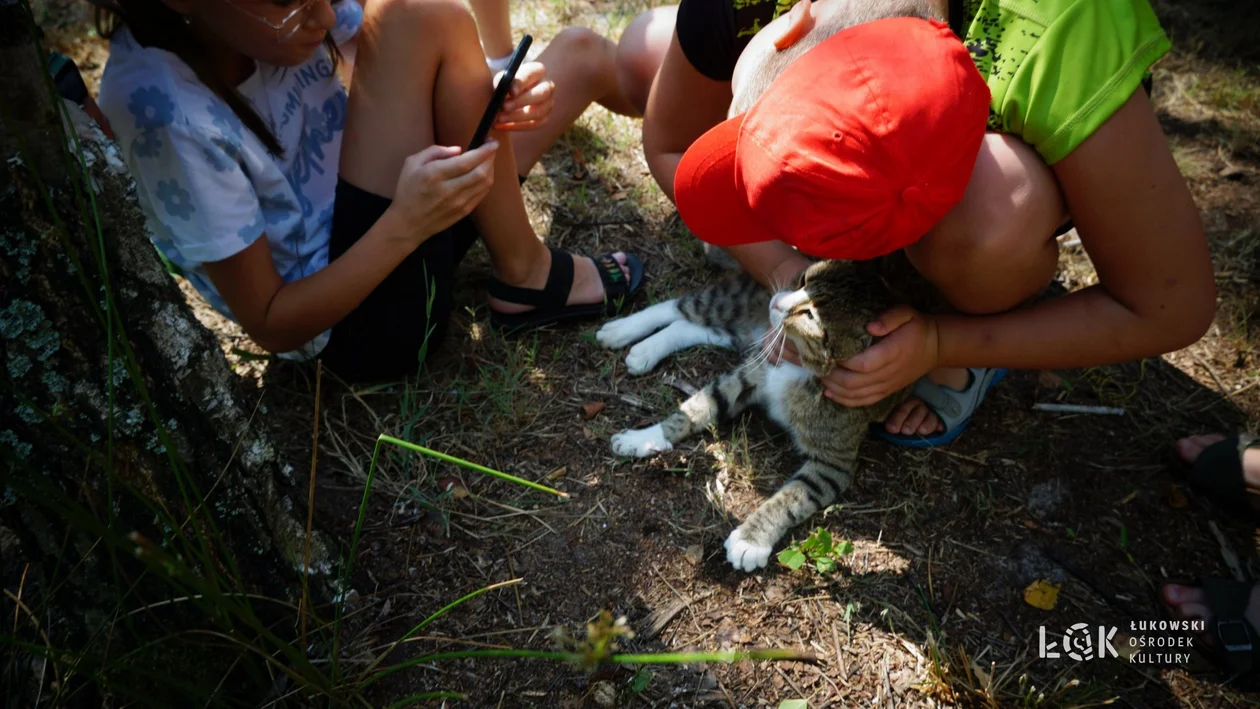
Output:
[1,6,335,704]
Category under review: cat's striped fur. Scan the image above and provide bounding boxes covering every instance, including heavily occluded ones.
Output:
[597,260,913,572]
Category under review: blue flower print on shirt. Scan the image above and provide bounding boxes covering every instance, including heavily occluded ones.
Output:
[258,193,298,225]
[238,209,266,240]
[208,101,243,140]
[134,130,164,158]
[128,86,176,130]
[156,179,195,221]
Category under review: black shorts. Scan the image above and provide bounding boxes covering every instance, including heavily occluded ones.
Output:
[318,178,479,383]
[318,174,529,383]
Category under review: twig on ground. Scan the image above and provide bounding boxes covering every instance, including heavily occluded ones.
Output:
[576,388,655,411]
[1208,521,1246,581]
[641,590,716,640]
[1032,403,1126,415]
[1192,352,1235,402]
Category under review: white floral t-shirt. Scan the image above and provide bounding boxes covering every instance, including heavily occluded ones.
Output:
[98,1,364,359]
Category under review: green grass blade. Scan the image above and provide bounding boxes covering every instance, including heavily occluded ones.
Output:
[376,434,568,498]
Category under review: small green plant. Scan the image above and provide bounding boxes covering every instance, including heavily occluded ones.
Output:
[777,527,853,573]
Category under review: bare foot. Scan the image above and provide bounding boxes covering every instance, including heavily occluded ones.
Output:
[1162,434,1260,664]
[1161,582,1260,658]
[1176,433,1260,488]
[489,251,630,315]
[881,367,971,436]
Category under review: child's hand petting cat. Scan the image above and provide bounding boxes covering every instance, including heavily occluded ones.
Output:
[827,305,940,407]
[493,62,554,131]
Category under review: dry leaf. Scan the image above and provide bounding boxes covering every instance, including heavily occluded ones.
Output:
[1023,579,1061,610]
[1165,483,1189,509]
[582,426,595,441]
[437,476,468,499]
[581,401,606,420]
[547,466,568,480]
[1037,370,1064,389]
[610,190,628,201]
[684,544,704,566]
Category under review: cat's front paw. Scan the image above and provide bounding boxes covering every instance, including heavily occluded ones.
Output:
[723,526,774,572]
[596,317,645,350]
[624,342,662,375]
[611,425,673,458]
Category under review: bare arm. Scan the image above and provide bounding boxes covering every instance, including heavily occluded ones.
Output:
[467,0,514,58]
[641,31,732,202]
[934,88,1216,369]
[203,142,499,354]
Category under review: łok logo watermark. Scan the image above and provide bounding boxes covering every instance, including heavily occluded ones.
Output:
[1039,620,1206,665]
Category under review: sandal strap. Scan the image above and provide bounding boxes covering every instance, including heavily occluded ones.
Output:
[909,368,999,431]
[1202,577,1260,672]
[486,247,574,308]
[1189,435,1249,503]
[591,252,630,300]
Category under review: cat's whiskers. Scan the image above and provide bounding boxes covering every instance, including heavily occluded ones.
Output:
[748,322,787,370]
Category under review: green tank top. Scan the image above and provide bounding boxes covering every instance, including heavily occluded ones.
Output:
[958,0,1171,164]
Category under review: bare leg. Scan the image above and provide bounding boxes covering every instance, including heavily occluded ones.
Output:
[338,0,629,317]
[511,27,640,174]
[883,132,1066,435]
[614,5,678,115]
[1163,434,1260,644]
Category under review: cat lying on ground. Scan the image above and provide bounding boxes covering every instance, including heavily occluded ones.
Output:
[596,259,912,572]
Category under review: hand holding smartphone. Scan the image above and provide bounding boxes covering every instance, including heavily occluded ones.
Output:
[468,34,534,151]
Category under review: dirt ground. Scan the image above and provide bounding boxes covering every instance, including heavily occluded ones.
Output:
[32,0,1260,705]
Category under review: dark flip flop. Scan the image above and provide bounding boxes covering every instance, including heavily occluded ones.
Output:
[1159,576,1260,676]
[487,247,644,336]
[1184,433,1260,521]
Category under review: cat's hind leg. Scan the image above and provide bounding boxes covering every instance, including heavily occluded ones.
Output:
[611,365,764,457]
[625,320,734,375]
[724,460,851,572]
[596,300,683,350]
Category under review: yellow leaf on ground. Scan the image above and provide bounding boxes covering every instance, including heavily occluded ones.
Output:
[1023,579,1061,610]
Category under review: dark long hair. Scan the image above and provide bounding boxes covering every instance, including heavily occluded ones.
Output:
[91,0,341,156]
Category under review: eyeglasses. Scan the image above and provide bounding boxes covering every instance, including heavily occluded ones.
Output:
[221,0,327,42]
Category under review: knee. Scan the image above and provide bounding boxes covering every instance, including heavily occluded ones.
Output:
[616,7,675,111]
[552,26,616,84]
[905,134,1066,314]
[370,0,477,39]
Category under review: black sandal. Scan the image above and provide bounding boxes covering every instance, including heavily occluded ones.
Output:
[1160,577,1260,676]
[487,247,644,335]
[1184,433,1260,521]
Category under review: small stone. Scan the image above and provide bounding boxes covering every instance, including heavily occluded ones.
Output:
[1027,478,1068,520]
[581,401,606,419]
[1037,370,1064,389]
[684,544,704,566]
[591,680,617,708]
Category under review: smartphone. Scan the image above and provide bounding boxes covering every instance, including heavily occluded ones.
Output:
[468,34,533,151]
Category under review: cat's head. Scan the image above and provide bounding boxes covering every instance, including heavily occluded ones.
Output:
[768,260,885,377]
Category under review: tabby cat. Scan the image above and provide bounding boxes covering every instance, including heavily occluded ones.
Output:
[595,259,913,572]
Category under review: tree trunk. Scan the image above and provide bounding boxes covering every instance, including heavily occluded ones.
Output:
[1,5,336,704]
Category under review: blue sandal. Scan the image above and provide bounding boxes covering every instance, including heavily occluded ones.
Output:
[872,368,1007,448]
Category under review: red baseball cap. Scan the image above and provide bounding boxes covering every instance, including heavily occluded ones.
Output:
[674,16,990,261]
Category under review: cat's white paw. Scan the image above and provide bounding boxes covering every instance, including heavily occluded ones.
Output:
[624,342,663,375]
[595,317,644,350]
[611,425,673,458]
[724,526,773,572]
